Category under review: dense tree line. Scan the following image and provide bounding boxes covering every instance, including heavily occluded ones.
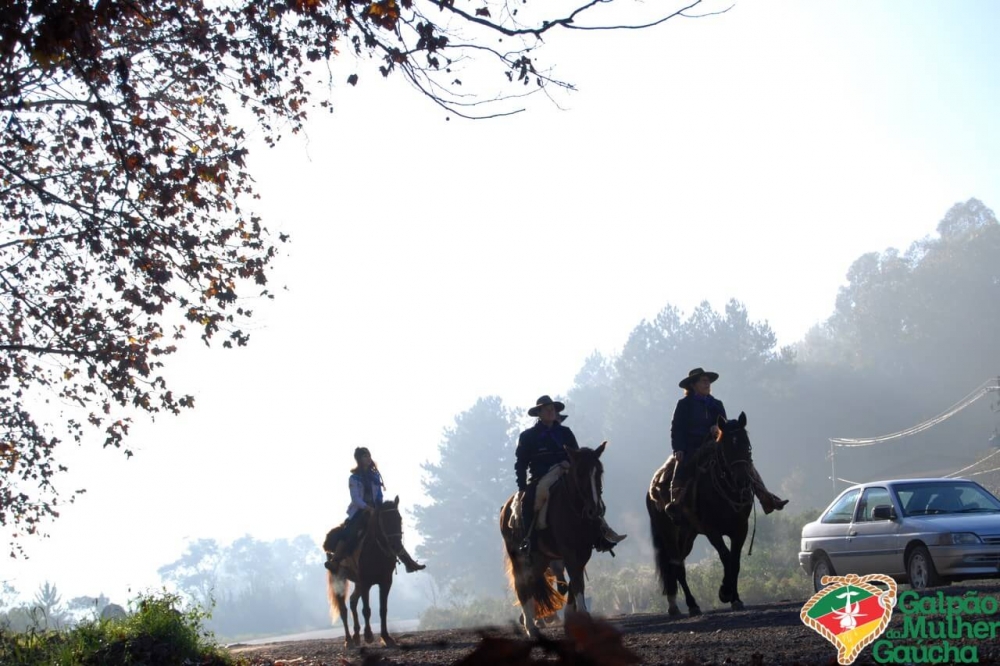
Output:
[415,198,1000,602]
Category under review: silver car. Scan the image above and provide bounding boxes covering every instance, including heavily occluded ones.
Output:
[799,478,1000,592]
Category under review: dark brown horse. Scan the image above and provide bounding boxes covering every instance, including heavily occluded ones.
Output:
[646,413,755,616]
[324,497,405,648]
[500,443,608,637]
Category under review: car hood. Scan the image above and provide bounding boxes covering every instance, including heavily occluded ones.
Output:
[903,513,1000,533]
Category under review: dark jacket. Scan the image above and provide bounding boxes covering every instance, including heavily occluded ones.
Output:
[515,422,580,491]
[670,394,727,455]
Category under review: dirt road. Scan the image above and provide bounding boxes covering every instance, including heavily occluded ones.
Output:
[230,580,1000,665]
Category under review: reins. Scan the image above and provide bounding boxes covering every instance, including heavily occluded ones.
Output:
[368,504,404,564]
[706,429,758,554]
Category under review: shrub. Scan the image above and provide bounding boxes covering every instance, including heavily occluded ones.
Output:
[0,592,231,666]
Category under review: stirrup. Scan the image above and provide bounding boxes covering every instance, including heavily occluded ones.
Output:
[602,526,627,544]
[594,538,618,555]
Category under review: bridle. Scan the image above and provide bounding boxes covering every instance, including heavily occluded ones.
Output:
[370,503,404,561]
[708,428,755,511]
[565,457,605,522]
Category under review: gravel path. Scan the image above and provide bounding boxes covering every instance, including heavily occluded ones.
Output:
[230,580,1000,665]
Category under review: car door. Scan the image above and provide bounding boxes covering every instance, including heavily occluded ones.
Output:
[842,486,904,576]
[815,488,862,573]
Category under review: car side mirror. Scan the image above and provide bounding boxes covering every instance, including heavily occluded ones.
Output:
[872,505,896,521]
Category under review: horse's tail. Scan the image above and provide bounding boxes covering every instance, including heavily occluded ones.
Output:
[646,493,674,595]
[326,570,349,623]
[500,499,564,619]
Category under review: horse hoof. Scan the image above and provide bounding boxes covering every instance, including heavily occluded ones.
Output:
[688,606,702,617]
[365,630,375,644]
[731,600,745,611]
[352,634,361,647]
[343,639,353,649]
[381,635,398,648]
[718,586,733,604]
[668,606,682,617]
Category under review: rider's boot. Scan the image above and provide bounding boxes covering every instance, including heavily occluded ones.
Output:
[325,538,350,573]
[595,516,627,553]
[748,463,789,514]
[757,490,790,515]
[396,546,426,573]
[664,477,691,524]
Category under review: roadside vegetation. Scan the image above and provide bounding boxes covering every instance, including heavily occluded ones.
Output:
[0,592,232,666]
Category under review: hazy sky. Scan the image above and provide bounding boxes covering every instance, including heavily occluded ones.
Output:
[6,0,1000,607]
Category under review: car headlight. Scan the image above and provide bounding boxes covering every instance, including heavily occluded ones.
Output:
[936,532,982,545]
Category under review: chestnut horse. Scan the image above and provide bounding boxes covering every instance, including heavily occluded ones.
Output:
[500,443,608,637]
[324,496,405,648]
[646,413,756,616]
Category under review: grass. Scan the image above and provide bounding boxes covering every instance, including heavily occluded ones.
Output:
[0,592,234,666]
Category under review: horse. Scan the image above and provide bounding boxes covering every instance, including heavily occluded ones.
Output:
[324,496,405,648]
[500,442,608,637]
[646,413,756,616]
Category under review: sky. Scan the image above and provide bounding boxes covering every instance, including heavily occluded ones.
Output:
[5,0,1000,608]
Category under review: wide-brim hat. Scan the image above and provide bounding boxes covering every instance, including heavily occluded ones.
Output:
[528,395,565,417]
[679,367,719,389]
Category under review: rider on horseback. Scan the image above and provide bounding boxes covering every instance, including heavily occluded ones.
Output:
[664,368,789,522]
[325,447,426,574]
[515,395,626,556]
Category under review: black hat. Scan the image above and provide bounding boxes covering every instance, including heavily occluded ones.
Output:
[528,395,565,417]
[679,367,719,389]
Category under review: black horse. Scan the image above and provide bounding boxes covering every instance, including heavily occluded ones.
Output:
[646,413,756,616]
[324,497,405,648]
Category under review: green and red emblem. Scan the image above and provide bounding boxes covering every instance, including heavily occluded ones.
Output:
[800,573,897,665]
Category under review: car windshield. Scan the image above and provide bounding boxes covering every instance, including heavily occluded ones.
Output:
[894,481,1000,516]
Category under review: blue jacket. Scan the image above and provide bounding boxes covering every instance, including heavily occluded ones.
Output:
[348,468,384,518]
[515,422,580,491]
[670,394,727,454]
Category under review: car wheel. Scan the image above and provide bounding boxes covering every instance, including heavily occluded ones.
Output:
[812,554,835,593]
[906,545,941,590]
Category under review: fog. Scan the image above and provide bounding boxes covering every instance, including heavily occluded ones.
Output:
[4,0,1000,640]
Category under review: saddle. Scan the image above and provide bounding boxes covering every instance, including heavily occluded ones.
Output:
[508,462,569,532]
[649,449,712,514]
[323,511,376,578]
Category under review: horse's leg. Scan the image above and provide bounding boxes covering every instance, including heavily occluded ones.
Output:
[362,585,375,644]
[349,585,363,647]
[563,555,588,617]
[675,560,702,617]
[379,577,397,648]
[502,497,541,638]
[550,560,567,626]
[665,560,681,616]
[704,531,736,605]
[518,556,552,638]
[670,528,700,616]
[535,561,566,629]
[326,572,353,649]
[726,523,749,611]
[336,589,352,648]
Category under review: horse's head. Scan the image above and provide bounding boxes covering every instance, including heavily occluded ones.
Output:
[715,411,753,474]
[564,442,607,520]
[375,496,404,551]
